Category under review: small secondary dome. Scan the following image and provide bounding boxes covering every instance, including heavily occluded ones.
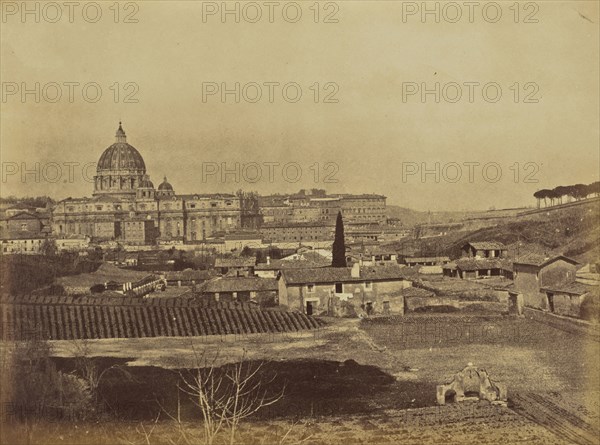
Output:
[158,176,174,191]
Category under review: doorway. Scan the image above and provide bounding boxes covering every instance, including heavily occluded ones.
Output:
[547,293,555,313]
[306,300,313,316]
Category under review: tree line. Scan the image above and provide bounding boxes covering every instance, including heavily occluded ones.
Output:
[533,181,600,208]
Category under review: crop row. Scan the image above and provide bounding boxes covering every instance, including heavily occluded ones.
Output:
[511,393,599,445]
[0,304,321,340]
[0,294,257,309]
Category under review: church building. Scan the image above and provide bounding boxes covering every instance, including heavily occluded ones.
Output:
[52,124,241,244]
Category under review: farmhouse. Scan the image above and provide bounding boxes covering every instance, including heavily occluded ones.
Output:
[277,264,413,316]
[462,241,507,259]
[403,256,450,267]
[214,256,256,276]
[164,269,215,286]
[198,276,278,306]
[539,281,599,319]
[346,247,399,266]
[443,258,513,280]
[511,254,580,312]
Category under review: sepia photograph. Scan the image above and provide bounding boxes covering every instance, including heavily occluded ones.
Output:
[0,1,599,444]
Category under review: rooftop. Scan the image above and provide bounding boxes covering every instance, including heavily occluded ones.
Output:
[279,265,415,285]
[513,253,579,268]
[444,258,512,271]
[255,258,329,271]
[404,256,450,263]
[540,282,599,296]
[214,257,256,268]
[199,277,278,293]
[402,287,435,298]
[465,241,507,251]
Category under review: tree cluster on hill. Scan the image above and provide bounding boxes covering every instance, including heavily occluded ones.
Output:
[0,195,56,208]
[0,253,102,295]
[533,181,600,208]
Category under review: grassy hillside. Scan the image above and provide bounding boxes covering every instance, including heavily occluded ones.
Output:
[386,203,599,263]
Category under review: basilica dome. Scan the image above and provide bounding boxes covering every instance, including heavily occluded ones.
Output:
[97,123,146,173]
[93,123,150,200]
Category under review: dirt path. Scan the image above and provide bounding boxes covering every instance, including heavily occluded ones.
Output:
[511,392,600,445]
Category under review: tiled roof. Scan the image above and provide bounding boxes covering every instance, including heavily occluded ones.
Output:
[449,258,512,271]
[280,265,414,285]
[513,254,579,268]
[200,277,278,293]
[404,256,450,263]
[540,282,599,296]
[402,287,435,298]
[465,241,507,250]
[255,259,328,271]
[6,211,43,221]
[214,257,256,268]
[165,270,215,281]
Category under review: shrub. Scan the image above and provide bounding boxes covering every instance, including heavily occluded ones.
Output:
[580,296,600,322]
[4,338,94,422]
[90,283,106,293]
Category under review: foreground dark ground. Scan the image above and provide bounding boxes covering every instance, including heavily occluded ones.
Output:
[1,313,599,444]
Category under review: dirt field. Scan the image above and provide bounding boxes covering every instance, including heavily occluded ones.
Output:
[2,313,599,444]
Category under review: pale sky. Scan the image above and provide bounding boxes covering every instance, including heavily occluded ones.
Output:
[1,0,598,211]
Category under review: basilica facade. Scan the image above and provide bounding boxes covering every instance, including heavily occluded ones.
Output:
[52,124,241,244]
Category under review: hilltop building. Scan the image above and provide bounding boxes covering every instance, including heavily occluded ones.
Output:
[462,241,507,259]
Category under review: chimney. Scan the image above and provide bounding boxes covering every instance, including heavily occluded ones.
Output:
[266,255,271,265]
[351,262,361,278]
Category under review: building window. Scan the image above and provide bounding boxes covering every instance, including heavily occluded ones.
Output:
[307,284,315,293]
[20,223,27,231]
[365,281,372,290]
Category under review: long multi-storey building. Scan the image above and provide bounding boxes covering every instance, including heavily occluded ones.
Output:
[259,192,387,226]
[52,124,241,245]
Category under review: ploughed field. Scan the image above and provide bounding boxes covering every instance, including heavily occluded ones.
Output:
[2,311,599,444]
[359,313,600,445]
[0,295,322,340]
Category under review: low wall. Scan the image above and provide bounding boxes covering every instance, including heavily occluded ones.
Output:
[523,307,600,341]
[405,296,461,312]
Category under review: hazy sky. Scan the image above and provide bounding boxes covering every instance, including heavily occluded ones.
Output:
[1,0,598,211]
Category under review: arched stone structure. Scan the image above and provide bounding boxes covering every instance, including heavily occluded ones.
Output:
[436,363,507,406]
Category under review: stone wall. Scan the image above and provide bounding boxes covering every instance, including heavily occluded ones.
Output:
[523,307,600,340]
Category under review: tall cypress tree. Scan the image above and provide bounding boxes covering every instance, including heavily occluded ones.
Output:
[331,211,347,267]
